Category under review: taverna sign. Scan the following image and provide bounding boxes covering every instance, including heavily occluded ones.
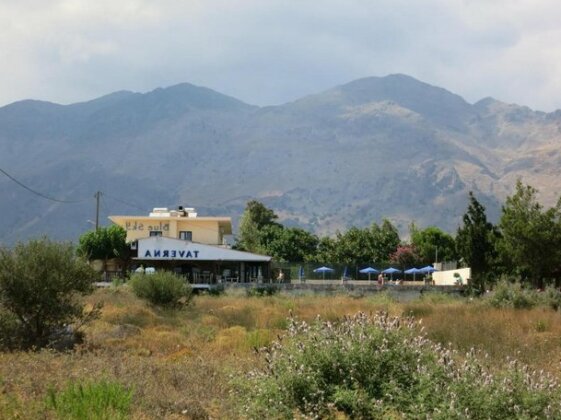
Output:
[137,237,200,260]
[143,249,199,259]
[136,237,272,262]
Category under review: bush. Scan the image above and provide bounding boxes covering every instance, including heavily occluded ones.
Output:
[246,285,279,297]
[46,380,133,419]
[487,280,539,309]
[236,312,561,418]
[0,238,99,350]
[486,280,561,311]
[208,284,225,296]
[129,271,192,307]
[111,276,126,288]
[541,285,561,311]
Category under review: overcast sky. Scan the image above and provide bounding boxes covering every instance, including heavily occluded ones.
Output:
[1,0,561,111]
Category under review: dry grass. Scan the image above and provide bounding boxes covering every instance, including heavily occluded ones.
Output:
[2,286,561,418]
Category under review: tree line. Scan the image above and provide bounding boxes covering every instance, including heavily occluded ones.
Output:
[236,180,561,291]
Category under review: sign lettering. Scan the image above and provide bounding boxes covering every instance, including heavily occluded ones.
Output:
[126,221,169,232]
[143,249,200,259]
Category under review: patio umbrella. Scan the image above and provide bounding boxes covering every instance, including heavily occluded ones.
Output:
[404,267,423,280]
[298,266,305,282]
[342,266,349,281]
[382,267,401,280]
[419,265,438,274]
[359,267,379,281]
[313,266,334,280]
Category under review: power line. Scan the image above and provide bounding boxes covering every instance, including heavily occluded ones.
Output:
[1,167,224,234]
[0,167,90,204]
[103,192,146,212]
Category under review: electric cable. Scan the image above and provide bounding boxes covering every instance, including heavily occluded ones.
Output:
[103,192,146,212]
[1,166,229,238]
[0,166,90,203]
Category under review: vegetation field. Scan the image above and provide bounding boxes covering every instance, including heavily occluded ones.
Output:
[2,286,561,418]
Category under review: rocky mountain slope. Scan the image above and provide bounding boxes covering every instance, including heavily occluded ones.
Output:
[1,74,560,243]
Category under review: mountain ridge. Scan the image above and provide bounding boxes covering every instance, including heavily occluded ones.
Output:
[1,74,560,244]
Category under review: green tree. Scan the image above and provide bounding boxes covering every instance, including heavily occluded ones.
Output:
[411,225,457,265]
[236,200,281,252]
[313,221,400,266]
[332,227,375,265]
[498,181,561,287]
[313,236,337,264]
[78,225,130,274]
[456,191,499,292]
[0,238,99,349]
[263,226,319,262]
[77,225,128,260]
[370,219,401,263]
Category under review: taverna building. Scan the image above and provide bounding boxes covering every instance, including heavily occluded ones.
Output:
[109,206,271,283]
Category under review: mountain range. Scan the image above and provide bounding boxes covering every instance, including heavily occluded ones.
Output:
[1,74,560,244]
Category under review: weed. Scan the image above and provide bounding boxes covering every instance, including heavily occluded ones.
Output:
[402,303,434,318]
[46,380,133,420]
[245,329,273,350]
[111,276,126,288]
[535,319,549,332]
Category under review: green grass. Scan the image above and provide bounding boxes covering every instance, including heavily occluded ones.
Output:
[46,380,133,420]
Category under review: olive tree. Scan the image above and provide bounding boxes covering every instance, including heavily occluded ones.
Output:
[0,238,99,350]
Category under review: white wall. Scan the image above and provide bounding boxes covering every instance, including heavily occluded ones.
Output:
[432,267,471,286]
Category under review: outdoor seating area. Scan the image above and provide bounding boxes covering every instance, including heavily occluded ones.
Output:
[304,265,438,283]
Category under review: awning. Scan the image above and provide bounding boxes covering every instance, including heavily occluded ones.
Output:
[135,237,271,262]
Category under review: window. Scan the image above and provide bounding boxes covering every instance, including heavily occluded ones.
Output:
[179,231,192,241]
[149,231,162,237]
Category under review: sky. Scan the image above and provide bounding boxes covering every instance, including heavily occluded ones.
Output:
[1,0,561,111]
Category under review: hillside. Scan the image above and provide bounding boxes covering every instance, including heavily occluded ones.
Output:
[1,74,560,243]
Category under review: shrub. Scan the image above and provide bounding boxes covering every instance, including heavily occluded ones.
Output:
[129,271,192,307]
[487,279,539,309]
[540,285,561,311]
[111,276,126,288]
[246,285,279,297]
[0,238,99,350]
[236,312,561,418]
[46,380,133,420]
[208,284,225,296]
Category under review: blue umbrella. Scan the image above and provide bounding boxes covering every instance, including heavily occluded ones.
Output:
[313,266,335,280]
[359,267,379,281]
[404,267,423,280]
[419,265,438,274]
[382,267,401,280]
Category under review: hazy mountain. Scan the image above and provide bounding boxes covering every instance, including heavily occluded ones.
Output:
[1,74,560,244]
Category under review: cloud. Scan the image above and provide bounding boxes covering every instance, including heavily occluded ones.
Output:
[0,0,561,111]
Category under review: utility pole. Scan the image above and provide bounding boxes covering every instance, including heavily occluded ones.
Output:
[94,191,101,230]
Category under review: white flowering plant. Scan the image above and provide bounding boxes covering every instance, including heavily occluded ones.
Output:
[236,312,561,418]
